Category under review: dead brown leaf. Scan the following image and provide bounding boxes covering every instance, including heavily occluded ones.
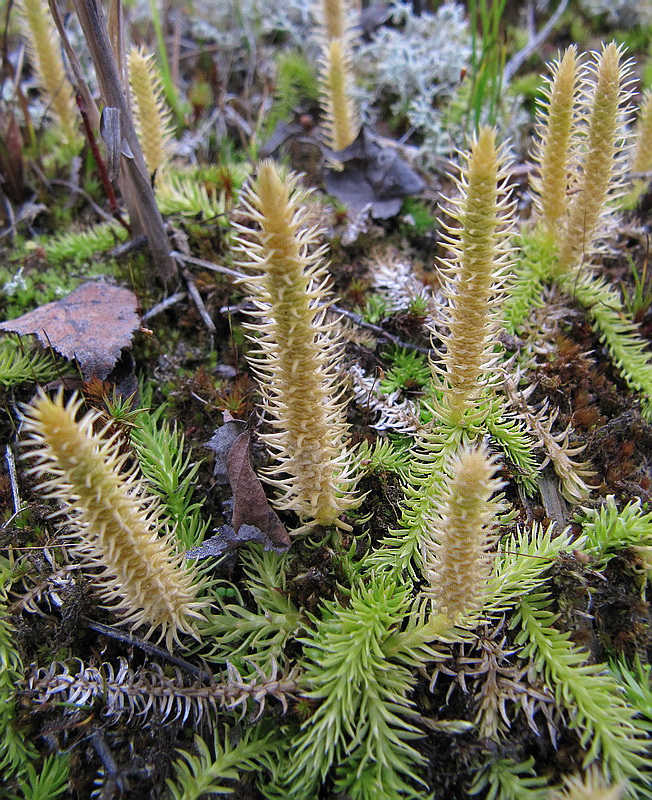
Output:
[0,281,140,379]
[325,126,425,218]
[226,430,291,547]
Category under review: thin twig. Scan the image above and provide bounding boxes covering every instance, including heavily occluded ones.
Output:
[49,178,119,226]
[142,292,188,322]
[219,300,432,354]
[330,304,432,355]
[4,445,20,516]
[171,250,248,281]
[91,731,126,794]
[183,269,216,337]
[503,0,569,84]
[83,618,210,680]
[108,234,149,258]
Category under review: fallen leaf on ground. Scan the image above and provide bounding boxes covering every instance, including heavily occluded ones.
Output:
[226,430,291,547]
[186,523,289,560]
[205,418,246,485]
[0,281,140,379]
[325,126,425,218]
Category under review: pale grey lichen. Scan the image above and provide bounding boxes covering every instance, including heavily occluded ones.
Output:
[354,2,471,159]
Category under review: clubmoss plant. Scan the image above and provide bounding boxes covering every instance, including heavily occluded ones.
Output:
[43,222,129,266]
[554,43,633,276]
[379,347,430,394]
[15,0,80,150]
[0,557,37,778]
[319,38,359,152]
[501,378,594,504]
[167,727,282,800]
[200,548,304,674]
[549,769,626,800]
[513,591,651,782]
[368,127,539,577]
[357,437,412,479]
[0,335,63,388]
[17,753,70,800]
[469,757,549,800]
[610,656,652,731]
[631,89,652,175]
[433,126,514,424]
[276,576,452,799]
[421,445,504,621]
[128,46,174,177]
[506,43,652,419]
[21,391,206,650]
[130,394,211,550]
[316,0,349,41]
[315,0,359,152]
[485,523,576,614]
[264,51,320,137]
[529,45,580,237]
[29,655,297,727]
[577,495,652,567]
[155,173,231,219]
[556,270,652,419]
[233,160,359,532]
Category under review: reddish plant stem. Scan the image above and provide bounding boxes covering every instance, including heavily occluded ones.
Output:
[76,92,130,232]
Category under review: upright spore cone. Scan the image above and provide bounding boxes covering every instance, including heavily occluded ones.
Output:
[15,0,79,148]
[555,43,633,275]
[233,161,358,531]
[22,391,205,650]
[530,46,580,234]
[318,0,349,41]
[421,445,504,620]
[319,38,359,152]
[128,46,174,176]
[632,89,652,175]
[434,126,514,423]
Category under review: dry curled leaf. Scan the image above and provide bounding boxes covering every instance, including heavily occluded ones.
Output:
[325,126,425,218]
[0,281,140,379]
[186,523,289,560]
[206,419,246,485]
[227,430,291,547]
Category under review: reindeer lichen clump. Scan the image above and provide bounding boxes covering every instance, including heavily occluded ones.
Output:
[21,391,205,650]
[233,160,359,532]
